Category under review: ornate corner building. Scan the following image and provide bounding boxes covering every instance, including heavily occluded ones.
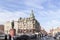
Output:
[4,11,41,34]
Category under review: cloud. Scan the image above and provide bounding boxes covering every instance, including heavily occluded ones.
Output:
[45,20,60,32]
[0,9,28,24]
[36,9,60,32]
[0,0,60,32]
[47,20,60,27]
[40,20,60,32]
[23,0,44,10]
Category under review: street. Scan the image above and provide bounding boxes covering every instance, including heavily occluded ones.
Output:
[38,36,56,40]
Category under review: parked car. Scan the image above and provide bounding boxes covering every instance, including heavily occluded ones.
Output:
[54,32,60,40]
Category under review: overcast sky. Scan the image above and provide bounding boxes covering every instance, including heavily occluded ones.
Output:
[0,0,60,32]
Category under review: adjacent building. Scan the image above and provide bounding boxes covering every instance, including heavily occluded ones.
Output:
[0,25,4,34]
[4,21,12,34]
[4,11,41,34]
[49,27,60,36]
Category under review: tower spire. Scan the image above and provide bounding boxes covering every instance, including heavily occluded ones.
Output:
[30,10,35,18]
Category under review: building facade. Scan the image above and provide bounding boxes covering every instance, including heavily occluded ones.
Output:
[50,27,60,36]
[4,11,41,34]
[0,25,4,34]
[4,21,12,34]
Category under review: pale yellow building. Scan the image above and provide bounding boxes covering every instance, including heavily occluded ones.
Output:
[4,21,12,34]
[4,11,41,34]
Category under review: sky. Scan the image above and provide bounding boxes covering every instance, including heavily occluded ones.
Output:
[0,0,60,32]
